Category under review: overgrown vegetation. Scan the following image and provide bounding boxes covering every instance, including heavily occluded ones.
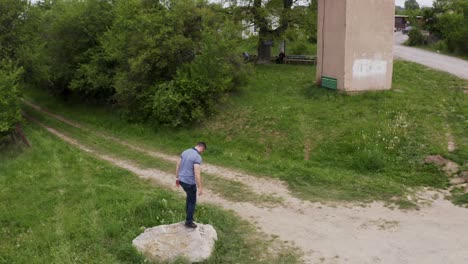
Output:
[3,0,322,130]
[15,0,249,127]
[0,0,28,141]
[0,61,22,139]
[403,0,468,57]
[423,0,468,54]
[407,28,427,46]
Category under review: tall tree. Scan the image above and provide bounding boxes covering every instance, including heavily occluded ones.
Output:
[0,0,28,60]
[0,0,28,140]
[246,0,295,63]
[229,0,318,61]
[405,0,420,10]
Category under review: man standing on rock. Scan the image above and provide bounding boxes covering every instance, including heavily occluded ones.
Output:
[176,142,206,228]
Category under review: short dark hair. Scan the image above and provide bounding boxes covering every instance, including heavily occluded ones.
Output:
[196,142,207,149]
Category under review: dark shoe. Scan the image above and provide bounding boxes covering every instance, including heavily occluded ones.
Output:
[185,222,197,228]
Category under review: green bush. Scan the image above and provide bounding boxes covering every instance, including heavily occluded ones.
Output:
[0,61,23,138]
[407,28,427,46]
[97,0,202,121]
[283,27,317,55]
[446,26,468,53]
[101,1,249,125]
[422,0,468,55]
[16,0,249,127]
[152,22,250,127]
[0,0,28,61]
[42,0,114,94]
[288,40,309,55]
[429,40,448,51]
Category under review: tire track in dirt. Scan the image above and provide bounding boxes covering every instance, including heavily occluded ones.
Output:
[24,100,291,203]
[25,101,468,264]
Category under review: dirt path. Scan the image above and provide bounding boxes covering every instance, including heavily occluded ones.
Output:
[393,32,468,80]
[25,103,468,264]
[23,100,289,201]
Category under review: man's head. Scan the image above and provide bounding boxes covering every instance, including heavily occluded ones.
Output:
[195,142,207,154]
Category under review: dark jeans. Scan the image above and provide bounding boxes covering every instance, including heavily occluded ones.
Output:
[180,181,197,224]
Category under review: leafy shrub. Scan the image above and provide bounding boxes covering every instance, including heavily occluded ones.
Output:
[152,22,250,127]
[407,28,427,46]
[104,1,249,126]
[0,61,23,138]
[428,39,448,51]
[0,0,28,61]
[96,0,203,121]
[288,40,310,55]
[284,27,317,55]
[446,26,468,53]
[17,0,250,127]
[422,0,468,55]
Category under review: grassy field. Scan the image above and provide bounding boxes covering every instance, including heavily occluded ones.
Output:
[24,61,467,204]
[0,124,298,264]
[22,105,282,206]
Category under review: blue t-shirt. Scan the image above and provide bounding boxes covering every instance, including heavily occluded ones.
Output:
[178,148,202,185]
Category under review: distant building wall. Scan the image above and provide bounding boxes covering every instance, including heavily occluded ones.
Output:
[316,0,394,92]
[394,15,423,30]
[395,16,408,30]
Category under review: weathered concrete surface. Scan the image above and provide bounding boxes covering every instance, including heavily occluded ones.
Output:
[317,0,394,91]
[132,222,217,263]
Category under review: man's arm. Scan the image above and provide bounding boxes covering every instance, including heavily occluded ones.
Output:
[176,159,180,187]
[176,159,181,177]
[194,164,202,195]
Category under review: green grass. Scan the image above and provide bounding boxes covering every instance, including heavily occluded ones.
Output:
[453,193,468,206]
[24,61,467,203]
[23,105,282,206]
[451,187,468,207]
[204,174,283,206]
[0,124,299,264]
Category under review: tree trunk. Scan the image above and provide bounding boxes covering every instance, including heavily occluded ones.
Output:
[257,40,272,64]
[254,0,271,63]
[254,0,293,63]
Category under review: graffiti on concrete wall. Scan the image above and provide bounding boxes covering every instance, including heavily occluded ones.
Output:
[352,58,388,78]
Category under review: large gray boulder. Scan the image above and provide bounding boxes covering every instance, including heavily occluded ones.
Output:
[132,222,217,263]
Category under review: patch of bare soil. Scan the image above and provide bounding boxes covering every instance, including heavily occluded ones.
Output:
[447,132,457,152]
[24,99,291,202]
[26,104,468,264]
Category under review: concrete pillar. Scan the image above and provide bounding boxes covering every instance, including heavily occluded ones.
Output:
[316,0,394,91]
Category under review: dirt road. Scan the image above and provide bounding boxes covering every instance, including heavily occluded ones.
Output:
[26,101,468,264]
[393,32,468,80]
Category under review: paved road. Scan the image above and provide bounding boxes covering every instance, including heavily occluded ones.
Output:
[393,32,468,80]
